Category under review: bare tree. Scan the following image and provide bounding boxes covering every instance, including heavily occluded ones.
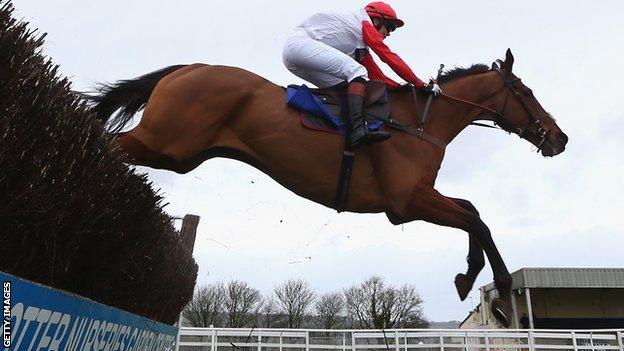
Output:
[344,276,428,329]
[314,292,345,329]
[274,278,316,328]
[182,283,226,327]
[225,280,263,327]
[259,296,281,328]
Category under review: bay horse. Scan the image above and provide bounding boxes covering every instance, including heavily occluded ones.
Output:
[89,49,568,327]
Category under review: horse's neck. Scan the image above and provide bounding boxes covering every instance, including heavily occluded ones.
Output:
[428,71,503,143]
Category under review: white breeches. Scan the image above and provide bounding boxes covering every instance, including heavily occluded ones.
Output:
[282,32,368,88]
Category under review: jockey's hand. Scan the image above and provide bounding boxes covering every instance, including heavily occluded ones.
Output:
[422,82,442,96]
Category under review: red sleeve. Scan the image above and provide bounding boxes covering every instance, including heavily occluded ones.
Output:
[362,20,425,88]
[360,51,400,89]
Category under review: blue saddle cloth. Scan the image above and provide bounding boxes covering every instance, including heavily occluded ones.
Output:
[286,84,382,134]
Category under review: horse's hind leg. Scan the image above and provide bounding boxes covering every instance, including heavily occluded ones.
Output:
[394,185,513,327]
[448,198,486,301]
[113,132,196,174]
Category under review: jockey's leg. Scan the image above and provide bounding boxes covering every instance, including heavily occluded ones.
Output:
[346,78,390,148]
[282,35,390,146]
[282,34,348,87]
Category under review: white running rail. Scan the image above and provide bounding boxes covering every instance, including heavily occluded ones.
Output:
[175,328,624,351]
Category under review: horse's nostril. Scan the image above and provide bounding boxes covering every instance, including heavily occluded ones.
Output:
[559,132,569,144]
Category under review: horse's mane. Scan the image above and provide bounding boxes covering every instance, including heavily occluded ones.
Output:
[390,63,491,93]
[438,64,490,84]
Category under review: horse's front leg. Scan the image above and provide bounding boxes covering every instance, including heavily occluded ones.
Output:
[388,184,513,327]
[448,198,485,301]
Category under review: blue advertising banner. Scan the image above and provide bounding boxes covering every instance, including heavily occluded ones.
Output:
[1,271,178,351]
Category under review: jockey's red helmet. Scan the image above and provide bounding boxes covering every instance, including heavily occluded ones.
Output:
[365,2,404,28]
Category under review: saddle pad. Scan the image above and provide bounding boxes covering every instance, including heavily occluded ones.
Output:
[287,84,384,135]
[287,84,346,132]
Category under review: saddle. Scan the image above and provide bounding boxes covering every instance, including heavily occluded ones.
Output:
[285,80,392,213]
[286,80,390,134]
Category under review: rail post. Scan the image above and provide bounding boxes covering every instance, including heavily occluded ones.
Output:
[395,331,399,351]
[439,331,444,351]
[616,330,623,351]
[403,331,408,351]
[590,331,594,351]
[306,330,310,351]
[572,331,578,351]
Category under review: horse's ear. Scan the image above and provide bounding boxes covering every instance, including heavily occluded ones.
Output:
[492,61,499,69]
[504,48,514,74]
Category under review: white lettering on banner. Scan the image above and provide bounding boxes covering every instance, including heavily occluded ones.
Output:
[12,305,38,350]
[5,302,174,351]
[37,311,62,350]
[124,327,134,351]
[9,302,23,347]
[127,328,138,351]
[66,316,90,351]
[114,325,126,351]
[83,319,100,351]
[49,313,71,351]
[130,329,142,351]
[105,323,119,351]
[93,320,107,350]
[26,308,52,350]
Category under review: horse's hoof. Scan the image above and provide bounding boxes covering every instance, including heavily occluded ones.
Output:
[491,298,512,328]
[454,273,473,301]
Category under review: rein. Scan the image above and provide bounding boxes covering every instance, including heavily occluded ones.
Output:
[392,64,554,153]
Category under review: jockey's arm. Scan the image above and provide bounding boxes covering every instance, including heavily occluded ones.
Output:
[361,20,425,88]
[359,51,400,89]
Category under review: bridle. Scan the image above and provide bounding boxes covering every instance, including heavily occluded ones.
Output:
[491,62,551,147]
[439,62,555,153]
[386,64,557,153]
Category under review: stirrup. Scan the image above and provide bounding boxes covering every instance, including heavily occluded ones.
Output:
[367,130,391,143]
[347,127,368,148]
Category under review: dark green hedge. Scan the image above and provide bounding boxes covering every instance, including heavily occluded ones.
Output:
[0,1,197,324]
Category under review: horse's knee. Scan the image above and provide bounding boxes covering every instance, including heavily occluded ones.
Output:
[463,201,480,216]
[454,199,480,217]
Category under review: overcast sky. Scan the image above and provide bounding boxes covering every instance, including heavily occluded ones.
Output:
[14,0,624,322]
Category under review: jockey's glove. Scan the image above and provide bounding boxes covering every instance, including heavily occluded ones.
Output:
[422,82,442,96]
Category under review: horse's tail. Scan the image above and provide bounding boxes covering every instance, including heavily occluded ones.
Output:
[88,64,187,132]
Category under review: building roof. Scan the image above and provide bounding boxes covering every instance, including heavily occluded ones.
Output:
[484,267,624,291]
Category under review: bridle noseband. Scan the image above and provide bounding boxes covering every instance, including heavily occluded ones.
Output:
[490,63,551,151]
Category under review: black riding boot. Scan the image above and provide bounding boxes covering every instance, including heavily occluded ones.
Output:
[346,81,390,148]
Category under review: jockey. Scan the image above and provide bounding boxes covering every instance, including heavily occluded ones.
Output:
[283,2,442,148]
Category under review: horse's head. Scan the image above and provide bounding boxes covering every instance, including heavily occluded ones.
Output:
[491,49,568,157]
